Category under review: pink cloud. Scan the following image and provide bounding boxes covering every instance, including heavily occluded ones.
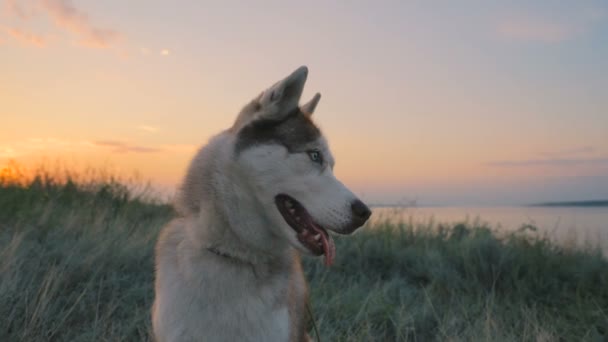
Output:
[497,18,576,43]
[497,10,605,43]
[4,0,31,20]
[39,0,122,49]
[0,138,193,160]
[5,27,46,47]
[137,125,160,133]
[3,0,123,49]
[93,140,162,154]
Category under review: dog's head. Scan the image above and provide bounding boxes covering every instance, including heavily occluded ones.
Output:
[229,66,371,265]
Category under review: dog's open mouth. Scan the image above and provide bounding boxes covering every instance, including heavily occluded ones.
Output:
[275,194,336,266]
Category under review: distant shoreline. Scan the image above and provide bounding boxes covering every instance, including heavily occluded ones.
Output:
[528,200,608,207]
[370,200,608,208]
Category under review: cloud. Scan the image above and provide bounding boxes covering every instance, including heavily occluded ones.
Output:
[137,125,160,133]
[0,138,196,161]
[93,140,162,154]
[486,157,608,167]
[539,146,595,158]
[3,0,123,50]
[0,138,90,159]
[497,9,605,43]
[39,0,122,49]
[3,1,172,56]
[4,0,30,19]
[0,146,18,158]
[497,19,575,43]
[4,27,47,47]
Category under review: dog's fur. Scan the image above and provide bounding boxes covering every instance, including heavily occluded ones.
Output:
[152,66,371,341]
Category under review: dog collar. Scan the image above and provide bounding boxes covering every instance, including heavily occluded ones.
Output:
[206,246,233,259]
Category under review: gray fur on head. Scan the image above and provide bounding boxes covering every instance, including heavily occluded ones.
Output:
[175,66,322,217]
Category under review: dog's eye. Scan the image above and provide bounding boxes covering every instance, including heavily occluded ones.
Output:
[307,150,323,164]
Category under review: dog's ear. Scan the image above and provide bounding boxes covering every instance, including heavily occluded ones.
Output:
[257,66,308,119]
[232,66,308,131]
[300,93,321,117]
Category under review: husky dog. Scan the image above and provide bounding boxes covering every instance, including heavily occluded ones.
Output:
[152,66,371,342]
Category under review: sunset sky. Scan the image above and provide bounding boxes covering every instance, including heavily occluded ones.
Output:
[1,0,607,205]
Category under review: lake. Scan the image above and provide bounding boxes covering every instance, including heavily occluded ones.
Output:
[370,205,608,254]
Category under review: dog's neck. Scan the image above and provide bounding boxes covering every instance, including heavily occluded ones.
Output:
[197,218,295,279]
[178,138,293,270]
[187,196,293,272]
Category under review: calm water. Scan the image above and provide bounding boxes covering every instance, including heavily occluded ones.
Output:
[370,206,608,254]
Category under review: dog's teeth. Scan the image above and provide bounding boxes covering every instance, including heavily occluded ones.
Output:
[314,234,321,241]
[289,208,296,214]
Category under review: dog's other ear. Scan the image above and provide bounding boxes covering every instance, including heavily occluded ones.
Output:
[232,66,308,132]
[300,93,321,117]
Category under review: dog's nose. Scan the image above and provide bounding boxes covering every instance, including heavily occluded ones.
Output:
[351,199,372,221]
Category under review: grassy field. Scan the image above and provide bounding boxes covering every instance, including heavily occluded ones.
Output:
[1,173,607,341]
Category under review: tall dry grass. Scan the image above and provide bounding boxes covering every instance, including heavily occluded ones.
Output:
[1,166,607,341]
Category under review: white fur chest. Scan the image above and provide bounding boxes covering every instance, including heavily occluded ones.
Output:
[153,238,295,342]
[208,278,291,342]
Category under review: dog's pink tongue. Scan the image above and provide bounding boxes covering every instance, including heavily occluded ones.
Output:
[322,233,335,266]
[312,224,335,266]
